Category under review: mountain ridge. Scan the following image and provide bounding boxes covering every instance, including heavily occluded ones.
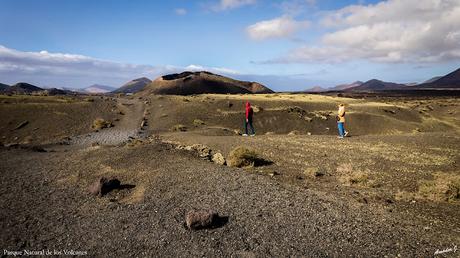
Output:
[416,68,460,89]
[143,71,274,95]
[113,77,152,93]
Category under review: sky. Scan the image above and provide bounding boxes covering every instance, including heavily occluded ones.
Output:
[0,0,460,91]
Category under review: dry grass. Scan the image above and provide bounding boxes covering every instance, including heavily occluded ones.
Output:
[418,173,460,202]
[120,185,146,204]
[227,146,261,168]
[171,124,187,132]
[193,119,205,126]
[395,173,460,202]
[346,171,370,185]
[336,163,371,186]
[303,167,325,178]
[126,139,145,147]
[92,118,113,130]
[203,93,361,105]
[288,130,301,135]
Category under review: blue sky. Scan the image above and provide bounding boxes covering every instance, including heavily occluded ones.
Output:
[1,0,459,91]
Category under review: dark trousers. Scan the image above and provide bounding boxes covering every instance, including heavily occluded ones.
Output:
[245,119,255,135]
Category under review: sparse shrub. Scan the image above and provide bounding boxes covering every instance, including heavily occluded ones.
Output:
[172,124,187,132]
[84,97,94,102]
[193,119,205,126]
[347,171,369,185]
[126,138,145,147]
[233,129,242,135]
[314,112,328,120]
[227,146,270,168]
[288,130,301,135]
[304,116,313,122]
[92,118,113,130]
[252,105,263,113]
[418,173,460,202]
[286,106,306,117]
[304,167,325,178]
[337,163,371,186]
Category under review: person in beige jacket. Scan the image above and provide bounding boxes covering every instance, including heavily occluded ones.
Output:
[337,104,348,138]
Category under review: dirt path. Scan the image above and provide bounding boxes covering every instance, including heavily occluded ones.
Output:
[69,98,146,147]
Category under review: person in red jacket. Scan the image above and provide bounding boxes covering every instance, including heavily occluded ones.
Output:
[243,101,255,136]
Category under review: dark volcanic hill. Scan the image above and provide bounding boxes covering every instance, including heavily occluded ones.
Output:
[423,76,442,84]
[346,79,406,91]
[44,88,73,95]
[416,68,460,89]
[330,81,363,91]
[6,82,44,94]
[143,71,274,95]
[0,83,9,91]
[114,77,152,93]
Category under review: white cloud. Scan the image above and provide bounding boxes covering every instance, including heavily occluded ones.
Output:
[213,0,256,11]
[0,45,240,88]
[175,8,187,15]
[185,64,240,74]
[246,16,310,40]
[268,0,460,63]
[279,0,317,15]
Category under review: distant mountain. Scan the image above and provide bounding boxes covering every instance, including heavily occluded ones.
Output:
[113,77,152,93]
[423,76,442,84]
[346,79,406,91]
[416,68,460,89]
[330,81,363,91]
[143,71,274,95]
[304,86,327,92]
[5,82,44,94]
[82,84,116,94]
[0,83,9,91]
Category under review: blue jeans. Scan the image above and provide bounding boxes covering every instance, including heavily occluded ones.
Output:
[337,122,345,137]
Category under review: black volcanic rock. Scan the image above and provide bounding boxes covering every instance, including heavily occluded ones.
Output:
[416,68,460,89]
[113,77,152,93]
[346,79,406,91]
[143,71,274,95]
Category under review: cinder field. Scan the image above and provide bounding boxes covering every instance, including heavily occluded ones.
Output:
[1,93,459,257]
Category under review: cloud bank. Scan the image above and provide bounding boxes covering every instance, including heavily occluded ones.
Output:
[213,0,256,11]
[267,0,460,63]
[0,45,239,88]
[246,16,310,40]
